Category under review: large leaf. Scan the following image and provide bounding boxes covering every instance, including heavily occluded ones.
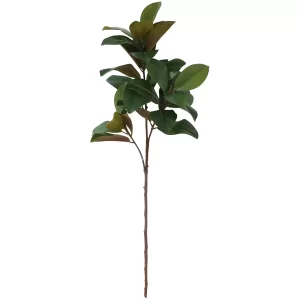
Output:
[169,119,198,138]
[123,88,150,114]
[128,78,158,102]
[91,134,130,142]
[150,110,177,133]
[106,75,132,89]
[102,26,132,38]
[140,1,162,22]
[100,64,140,78]
[130,50,158,63]
[129,21,153,40]
[173,64,209,91]
[164,91,193,108]
[101,35,134,46]
[146,21,175,50]
[106,112,125,132]
[146,59,168,91]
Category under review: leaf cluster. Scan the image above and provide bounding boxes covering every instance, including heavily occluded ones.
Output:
[91,1,209,142]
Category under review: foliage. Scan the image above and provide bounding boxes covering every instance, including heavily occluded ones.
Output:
[91,1,209,143]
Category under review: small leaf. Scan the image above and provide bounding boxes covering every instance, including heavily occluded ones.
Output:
[106,75,132,89]
[130,50,158,63]
[169,119,198,138]
[140,1,162,22]
[129,21,153,40]
[114,83,127,113]
[184,105,198,121]
[121,113,133,134]
[106,112,125,132]
[150,110,177,133]
[146,59,168,91]
[100,64,140,78]
[121,44,144,69]
[91,134,130,142]
[102,26,132,38]
[146,21,175,50]
[101,35,134,46]
[164,91,193,108]
[167,59,186,79]
[173,64,209,91]
[136,108,151,120]
[92,121,111,136]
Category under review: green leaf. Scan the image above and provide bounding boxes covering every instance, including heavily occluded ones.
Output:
[91,121,130,142]
[146,59,168,91]
[123,88,150,114]
[164,91,193,108]
[106,75,132,89]
[106,112,125,132]
[146,21,175,50]
[101,35,134,46]
[114,83,127,113]
[121,44,144,69]
[167,59,186,79]
[128,78,158,103]
[91,134,130,142]
[169,119,198,138]
[184,105,198,121]
[130,50,158,63]
[92,121,111,136]
[102,26,132,38]
[173,64,209,91]
[140,1,162,22]
[150,110,177,133]
[129,21,153,40]
[100,64,140,78]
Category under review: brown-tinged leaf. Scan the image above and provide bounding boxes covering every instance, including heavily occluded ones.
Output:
[100,64,140,78]
[93,134,131,142]
[146,21,175,50]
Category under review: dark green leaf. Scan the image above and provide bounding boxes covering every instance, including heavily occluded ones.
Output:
[128,78,158,102]
[130,50,158,63]
[102,26,132,38]
[166,59,186,73]
[184,105,198,121]
[164,91,193,108]
[121,44,144,69]
[174,64,209,91]
[169,119,198,138]
[101,35,134,46]
[123,88,150,114]
[106,75,132,89]
[146,59,168,91]
[140,1,162,22]
[146,21,175,50]
[114,83,127,113]
[150,110,177,133]
[100,64,140,78]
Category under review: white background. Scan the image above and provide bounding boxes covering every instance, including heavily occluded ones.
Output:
[1,0,300,299]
